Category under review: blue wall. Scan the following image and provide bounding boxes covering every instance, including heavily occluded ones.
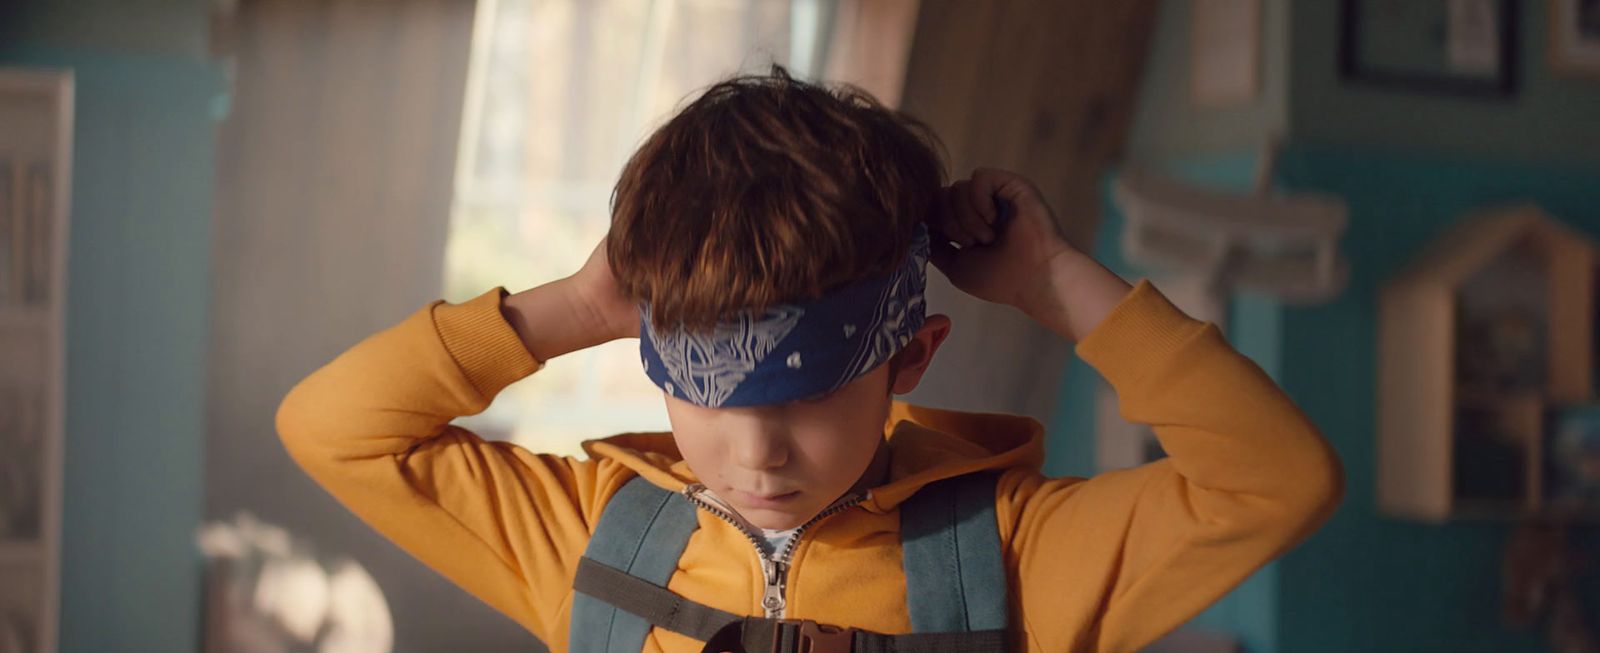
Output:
[1062,151,1600,652]
[1054,153,1600,653]
[1268,1,1600,649]
[1271,147,1600,653]
[3,11,222,652]
[1291,0,1600,167]
[1090,0,1600,649]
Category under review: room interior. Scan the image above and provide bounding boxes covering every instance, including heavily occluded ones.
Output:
[3,1,1600,652]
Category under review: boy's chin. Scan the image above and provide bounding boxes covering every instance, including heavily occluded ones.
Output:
[736,504,814,530]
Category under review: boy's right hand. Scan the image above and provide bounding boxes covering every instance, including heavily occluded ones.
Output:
[502,238,638,363]
[567,238,641,341]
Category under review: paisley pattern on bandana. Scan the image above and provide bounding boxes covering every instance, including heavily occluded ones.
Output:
[835,225,930,389]
[639,224,931,408]
[641,304,804,408]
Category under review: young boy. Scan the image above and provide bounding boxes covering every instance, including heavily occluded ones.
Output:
[277,69,1341,652]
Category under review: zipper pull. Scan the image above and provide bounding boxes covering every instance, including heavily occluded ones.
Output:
[761,558,787,618]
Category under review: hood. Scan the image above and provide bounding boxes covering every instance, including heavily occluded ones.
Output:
[580,401,1045,513]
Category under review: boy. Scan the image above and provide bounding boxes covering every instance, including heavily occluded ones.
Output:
[277,69,1341,652]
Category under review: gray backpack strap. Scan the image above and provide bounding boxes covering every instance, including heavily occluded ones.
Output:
[577,555,1009,653]
[573,557,741,641]
[898,472,1008,635]
[570,476,699,653]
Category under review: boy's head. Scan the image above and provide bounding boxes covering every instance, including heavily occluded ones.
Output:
[608,67,952,528]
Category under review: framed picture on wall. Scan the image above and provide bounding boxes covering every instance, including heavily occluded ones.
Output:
[1190,0,1262,108]
[1550,0,1600,77]
[1340,0,1520,97]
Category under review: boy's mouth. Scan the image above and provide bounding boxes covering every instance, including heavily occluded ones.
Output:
[733,489,802,509]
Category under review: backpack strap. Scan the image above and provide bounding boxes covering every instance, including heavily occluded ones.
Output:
[570,476,699,653]
[898,472,1008,634]
[571,473,1010,652]
[578,557,1006,653]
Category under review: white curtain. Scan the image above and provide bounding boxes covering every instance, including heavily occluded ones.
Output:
[205,3,523,651]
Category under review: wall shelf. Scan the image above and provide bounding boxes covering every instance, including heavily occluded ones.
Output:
[1379,206,1600,522]
[0,67,71,653]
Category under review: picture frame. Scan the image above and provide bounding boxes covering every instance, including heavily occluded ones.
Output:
[1190,0,1262,108]
[1550,0,1600,77]
[1340,0,1520,98]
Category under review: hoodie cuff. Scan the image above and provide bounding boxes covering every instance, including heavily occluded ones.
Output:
[1074,279,1212,393]
[432,287,543,399]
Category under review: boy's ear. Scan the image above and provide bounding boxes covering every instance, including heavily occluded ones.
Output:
[890,314,952,395]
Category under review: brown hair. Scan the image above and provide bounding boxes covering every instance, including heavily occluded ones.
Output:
[608,66,945,332]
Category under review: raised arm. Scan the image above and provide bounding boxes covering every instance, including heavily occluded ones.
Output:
[275,242,641,640]
[932,169,1343,651]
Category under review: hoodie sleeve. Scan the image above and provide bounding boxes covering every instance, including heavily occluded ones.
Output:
[997,280,1343,652]
[275,287,632,641]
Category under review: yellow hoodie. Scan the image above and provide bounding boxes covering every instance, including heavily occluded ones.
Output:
[276,280,1342,652]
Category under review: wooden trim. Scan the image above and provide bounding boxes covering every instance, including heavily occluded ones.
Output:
[1545,233,1594,402]
[1378,280,1455,521]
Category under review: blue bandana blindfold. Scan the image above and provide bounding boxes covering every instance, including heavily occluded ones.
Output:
[639,225,931,408]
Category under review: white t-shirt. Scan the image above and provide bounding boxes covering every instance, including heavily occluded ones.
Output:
[760,527,799,557]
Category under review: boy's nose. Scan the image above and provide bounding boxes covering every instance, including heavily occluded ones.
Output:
[730,430,789,471]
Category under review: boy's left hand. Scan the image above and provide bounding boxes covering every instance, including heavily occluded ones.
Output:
[929,167,1134,342]
[928,168,1076,312]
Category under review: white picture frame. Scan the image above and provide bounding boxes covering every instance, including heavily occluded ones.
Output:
[1190,0,1262,108]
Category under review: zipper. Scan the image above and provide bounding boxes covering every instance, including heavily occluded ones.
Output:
[682,485,864,619]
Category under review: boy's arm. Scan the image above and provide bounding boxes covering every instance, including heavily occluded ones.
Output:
[934,170,1343,652]
[275,245,640,641]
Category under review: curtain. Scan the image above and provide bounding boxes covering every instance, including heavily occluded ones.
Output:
[204,2,519,652]
[823,0,921,107]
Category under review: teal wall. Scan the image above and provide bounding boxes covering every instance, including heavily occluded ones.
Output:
[1058,156,1600,653]
[1086,1,1600,650]
[1291,0,1600,165]
[2,2,221,651]
[1271,148,1600,653]
[1272,1,1600,649]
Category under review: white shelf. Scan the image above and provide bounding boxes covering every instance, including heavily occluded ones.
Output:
[0,540,42,566]
[0,305,50,331]
[1,66,71,653]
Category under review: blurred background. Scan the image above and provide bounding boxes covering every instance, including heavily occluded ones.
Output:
[2,0,1600,651]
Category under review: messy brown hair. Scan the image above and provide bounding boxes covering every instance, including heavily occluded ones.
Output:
[608,66,946,332]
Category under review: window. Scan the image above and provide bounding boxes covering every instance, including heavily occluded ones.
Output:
[443,0,835,455]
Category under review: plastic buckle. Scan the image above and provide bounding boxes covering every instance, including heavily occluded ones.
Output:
[772,619,854,653]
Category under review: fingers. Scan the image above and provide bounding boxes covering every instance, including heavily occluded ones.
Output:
[955,180,997,244]
[931,184,974,247]
[942,180,995,246]
[971,167,1047,217]
[931,168,1039,249]
[929,236,959,274]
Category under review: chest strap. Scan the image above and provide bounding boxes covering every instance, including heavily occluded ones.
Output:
[570,474,1009,653]
[574,557,1006,653]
